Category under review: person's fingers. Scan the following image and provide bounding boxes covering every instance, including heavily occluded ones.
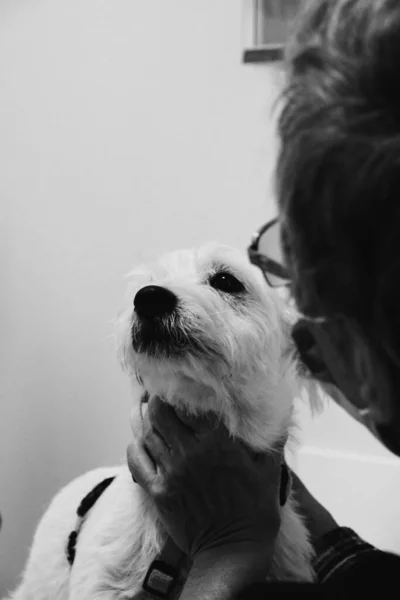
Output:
[177,409,222,436]
[130,402,143,439]
[147,396,201,451]
[130,391,151,438]
[126,439,157,490]
[253,440,283,465]
[142,411,172,472]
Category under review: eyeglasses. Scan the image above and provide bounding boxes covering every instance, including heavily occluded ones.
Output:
[247,218,291,288]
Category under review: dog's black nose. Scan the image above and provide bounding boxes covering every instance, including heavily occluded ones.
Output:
[134,285,177,318]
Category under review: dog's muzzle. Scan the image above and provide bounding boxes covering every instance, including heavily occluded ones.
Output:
[131,285,224,362]
[131,285,181,356]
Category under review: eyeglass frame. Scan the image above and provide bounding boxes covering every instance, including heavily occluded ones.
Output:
[247,217,291,288]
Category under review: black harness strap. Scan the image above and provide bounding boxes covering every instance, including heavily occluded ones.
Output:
[65,390,193,597]
[66,476,116,566]
[142,537,192,599]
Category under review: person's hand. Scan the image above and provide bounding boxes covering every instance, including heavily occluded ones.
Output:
[290,471,338,547]
[127,396,286,563]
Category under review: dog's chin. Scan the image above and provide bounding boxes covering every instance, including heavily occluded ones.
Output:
[131,318,194,359]
[130,318,227,366]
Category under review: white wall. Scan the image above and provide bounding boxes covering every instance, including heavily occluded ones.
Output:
[1,0,399,594]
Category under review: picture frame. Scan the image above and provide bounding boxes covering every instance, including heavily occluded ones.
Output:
[242,0,303,63]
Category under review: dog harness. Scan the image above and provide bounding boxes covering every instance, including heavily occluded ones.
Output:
[66,475,116,566]
[65,474,191,599]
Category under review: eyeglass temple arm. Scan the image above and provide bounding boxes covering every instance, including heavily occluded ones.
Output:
[248,249,290,279]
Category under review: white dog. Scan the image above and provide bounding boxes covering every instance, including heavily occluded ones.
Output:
[6,243,319,600]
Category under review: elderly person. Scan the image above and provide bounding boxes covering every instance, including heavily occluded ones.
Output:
[127,0,400,597]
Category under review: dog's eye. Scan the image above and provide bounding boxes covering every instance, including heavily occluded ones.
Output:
[209,272,245,294]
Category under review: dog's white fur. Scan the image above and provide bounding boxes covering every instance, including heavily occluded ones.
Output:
[6,243,320,600]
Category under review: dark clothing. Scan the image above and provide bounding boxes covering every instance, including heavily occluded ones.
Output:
[236,527,400,598]
[313,526,399,583]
